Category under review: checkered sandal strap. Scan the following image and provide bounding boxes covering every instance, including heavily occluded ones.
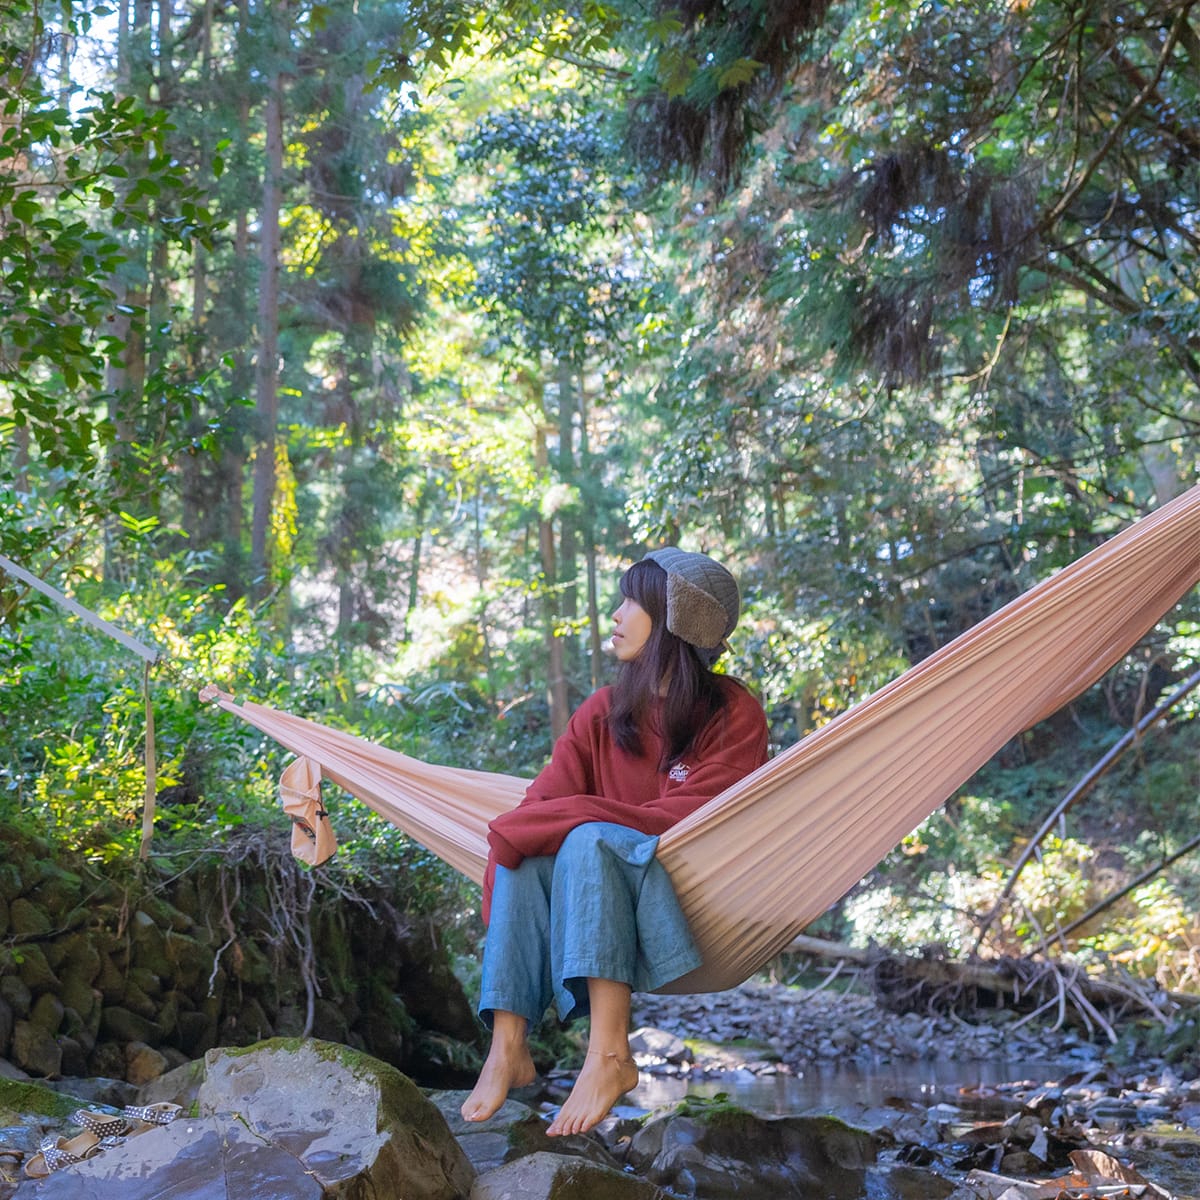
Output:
[122,1102,181,1126]
[71,1110,128,1138]
[41,1136,101,1173]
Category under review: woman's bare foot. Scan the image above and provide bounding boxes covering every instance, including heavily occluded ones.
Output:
[546,1049,639,1137]
[461,1038,537,1123]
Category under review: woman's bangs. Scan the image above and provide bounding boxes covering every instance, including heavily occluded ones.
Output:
[619,559,663,608]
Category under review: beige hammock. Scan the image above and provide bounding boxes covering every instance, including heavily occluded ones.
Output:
[203,484,1200,994]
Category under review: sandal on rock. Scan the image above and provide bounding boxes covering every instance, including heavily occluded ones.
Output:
[71,1109,130,1139]
[24,1131,101,1178]
[122,1102,182,1129]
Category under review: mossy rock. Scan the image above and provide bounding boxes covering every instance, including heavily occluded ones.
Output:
[96,953,127,1003]
[162,929,214,990]
[130,912,172,977]
[138,894,194,933]
[128,965,164,997]
[0,1076,90,1123]
[29,992,64,1035]
[473,1152,666,1199]
[0,862,23,902]
[0,973,33,1018]
[16,944,60,991]
[56,932,103,983]
[200,1038,475,1198]
[628,1106,878,1199]
[230,936,273,987]
[29,864,84,918]
[9,897,52,938]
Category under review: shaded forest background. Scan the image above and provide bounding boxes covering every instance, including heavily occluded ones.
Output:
[2,0,1198,987]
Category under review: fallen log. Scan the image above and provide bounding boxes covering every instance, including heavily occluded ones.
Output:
[782,934,1187,1039]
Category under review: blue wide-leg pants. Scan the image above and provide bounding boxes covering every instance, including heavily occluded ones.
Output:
[478,821,701,1026]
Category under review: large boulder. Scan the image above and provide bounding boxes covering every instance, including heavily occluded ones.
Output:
[627,1105,878,1199]
[199,1038,475,1198]
[469,1151,667,1200]
[428,1090,619,1174]
[13,1113,327,1198]
[12,1039,475,1199]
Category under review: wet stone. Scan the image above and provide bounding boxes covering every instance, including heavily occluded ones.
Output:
[429,1090,619,1172]
[470,1150,667,1200]
[199,1039,474,1199]
[630,1027,692,1066]
[11,1115,325,1199]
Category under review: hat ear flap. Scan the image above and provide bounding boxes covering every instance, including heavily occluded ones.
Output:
[665,572,730,648]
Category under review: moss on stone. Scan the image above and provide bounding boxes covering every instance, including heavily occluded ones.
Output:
[0,1078,90,1122]
[219,1036,448,1142]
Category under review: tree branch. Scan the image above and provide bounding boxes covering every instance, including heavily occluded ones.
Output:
[1038,3,1195,237]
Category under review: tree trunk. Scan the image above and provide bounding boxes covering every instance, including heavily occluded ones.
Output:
[537,423,569,740]
[221,0,253,599]
[250,6,285,594]
[473,487,496,693]
[179,0,212,551]
[103,0,151,582]
[578,375,603,689]
[402,480,428,645]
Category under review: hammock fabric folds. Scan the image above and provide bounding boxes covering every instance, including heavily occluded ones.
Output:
[204,484,1200,994]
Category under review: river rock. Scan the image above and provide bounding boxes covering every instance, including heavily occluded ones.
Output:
[57,973,98,1025]
[630,1027,693,1066]
[30,867,83,920]
[28,995,63,1037]
[56,1035,88,1078]
[470,1150,667,1199]
[628,1108,878,1199]
[135,1058,205,1111]
[0,979,30,1022]
[160,931,210,991]
[54,935,101,986]
[8,900,51,940]
[88,1041,127,1080]
[11,1112,327,1199]
[429,1090,619,1173]
[14,947,58,993]
[10,1022,61,1078]
[124,1040,168,1086]
[199,1038,474,1198]
[100,1005,162,1046]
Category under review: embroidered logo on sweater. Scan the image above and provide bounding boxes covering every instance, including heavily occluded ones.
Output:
[668,762,690,783]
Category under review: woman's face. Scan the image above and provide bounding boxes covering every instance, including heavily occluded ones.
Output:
[611,596,653,662]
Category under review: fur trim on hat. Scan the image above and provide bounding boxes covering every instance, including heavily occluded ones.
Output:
[641,547,740,665]
[664,571,730,647]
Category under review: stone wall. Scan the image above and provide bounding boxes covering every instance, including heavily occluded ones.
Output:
[0,826,481,1087]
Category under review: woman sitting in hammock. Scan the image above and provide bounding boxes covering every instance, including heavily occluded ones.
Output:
[461,547,769,1136]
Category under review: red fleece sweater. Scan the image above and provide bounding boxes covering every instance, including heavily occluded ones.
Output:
[482,678,769,922]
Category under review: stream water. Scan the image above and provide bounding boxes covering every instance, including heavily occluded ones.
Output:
[628,1057,1071,1116]
[627,1060,1200,1199]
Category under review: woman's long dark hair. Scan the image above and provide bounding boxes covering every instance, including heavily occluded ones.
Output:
[608,559,729,768]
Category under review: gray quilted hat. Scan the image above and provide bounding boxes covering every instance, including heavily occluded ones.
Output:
[641,547,740,667]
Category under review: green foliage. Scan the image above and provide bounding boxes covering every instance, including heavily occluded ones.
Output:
[1,0,1198,992]
[0,3,217,510]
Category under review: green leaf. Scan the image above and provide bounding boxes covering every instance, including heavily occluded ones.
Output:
[716,57,764,91]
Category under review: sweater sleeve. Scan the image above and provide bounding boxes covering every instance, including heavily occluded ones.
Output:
[482,683,768,920]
